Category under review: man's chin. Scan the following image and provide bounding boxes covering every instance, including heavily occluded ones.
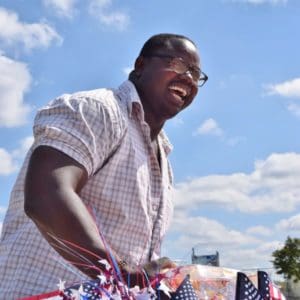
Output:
[165,107,182,120]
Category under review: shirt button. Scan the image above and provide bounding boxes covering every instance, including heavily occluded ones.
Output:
[152,203,159,211]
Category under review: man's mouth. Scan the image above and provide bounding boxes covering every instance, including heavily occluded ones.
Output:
[168,84,191,100]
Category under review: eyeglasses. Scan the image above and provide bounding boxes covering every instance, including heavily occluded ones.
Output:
[144,54,208,87]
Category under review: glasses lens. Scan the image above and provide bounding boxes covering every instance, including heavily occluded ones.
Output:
[168,58,187,74]
[190,68,201,82]
[198,72,208,87]
[169,58,200,83]
[198,79,206,87]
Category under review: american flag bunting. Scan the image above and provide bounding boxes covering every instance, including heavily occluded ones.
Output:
[257,270,286,300]
[171,275,198,300]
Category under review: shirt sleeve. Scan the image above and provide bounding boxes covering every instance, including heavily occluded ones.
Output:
[32,92,127,176]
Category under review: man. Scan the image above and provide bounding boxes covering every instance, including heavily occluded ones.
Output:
[0,33,208,297]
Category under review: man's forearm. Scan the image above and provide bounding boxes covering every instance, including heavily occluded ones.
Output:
[25,187,110,278]
[24,146,111,278]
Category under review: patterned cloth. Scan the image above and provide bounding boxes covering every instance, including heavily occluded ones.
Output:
[171,275,198,300]
[257,271,286,300]
[235,272,263,300]
[0,81,174,298]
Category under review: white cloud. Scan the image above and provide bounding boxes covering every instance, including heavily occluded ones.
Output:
[12,136,34,158]
[174,152,300,213]
[194,118,223,136]
[246,225,272,236]
[163,212,283,269]
[0,135,33,176]
[220,240,283,270]
[0,7,62,51]
[0,222,2,235]
[276,214,300,233]
[0,148,18,175]
[0,55,31,127]
[287,103,300,117]
[88,0,129,31]
[264,78,300,118]
[264,78,300,99]
[171,214,259,247]
[194,118,245,146]
[43,0,77,18]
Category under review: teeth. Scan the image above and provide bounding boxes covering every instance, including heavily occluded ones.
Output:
[169,85,188,97]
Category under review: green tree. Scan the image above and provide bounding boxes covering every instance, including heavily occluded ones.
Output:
[272,236,300,283]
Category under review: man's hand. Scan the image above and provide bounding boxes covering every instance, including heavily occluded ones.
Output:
[121,257,177,288]
[143,257,177,278]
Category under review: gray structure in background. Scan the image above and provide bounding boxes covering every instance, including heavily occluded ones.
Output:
[191,248,220,266]
[286,279,300,300]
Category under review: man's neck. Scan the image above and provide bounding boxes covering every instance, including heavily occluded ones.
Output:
[143,111,165,141]
[130,77,165,140]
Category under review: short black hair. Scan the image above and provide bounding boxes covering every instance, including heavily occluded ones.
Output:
[139,33,196,57]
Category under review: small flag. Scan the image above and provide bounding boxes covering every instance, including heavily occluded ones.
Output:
[235,272,263,300]
[63,279,102,299]
[171,275,198,300]
[258,271,286,300]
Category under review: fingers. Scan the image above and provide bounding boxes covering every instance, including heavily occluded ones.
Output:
[143,257,177,277]
[159,256,177,269]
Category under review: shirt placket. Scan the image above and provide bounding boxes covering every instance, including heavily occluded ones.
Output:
[139,122,166,260]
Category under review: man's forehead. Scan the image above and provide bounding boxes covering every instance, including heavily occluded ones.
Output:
[166,38,200,63]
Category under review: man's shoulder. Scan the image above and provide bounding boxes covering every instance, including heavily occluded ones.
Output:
[69,87,117,103]
[67,81,138,114]
[43,81,138,120]
[49,86,124,113]
[67,82,136,107]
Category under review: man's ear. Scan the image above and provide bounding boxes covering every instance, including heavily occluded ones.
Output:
[134,56,145,77]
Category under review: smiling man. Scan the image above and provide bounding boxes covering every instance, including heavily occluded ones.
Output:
[131,35,206,133]
[0,33,208,297]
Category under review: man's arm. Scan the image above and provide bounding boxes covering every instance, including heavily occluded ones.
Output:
[24,145,175,285]
[24,145,107,277]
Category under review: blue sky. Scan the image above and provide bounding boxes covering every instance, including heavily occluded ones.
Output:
[1,0,300,274]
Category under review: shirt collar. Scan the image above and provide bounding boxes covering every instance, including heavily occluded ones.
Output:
[117,80,143,119]
[117,80,173,155]
[158,130,173,155]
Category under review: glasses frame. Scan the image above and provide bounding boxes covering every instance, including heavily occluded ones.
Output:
[144,54,208,87]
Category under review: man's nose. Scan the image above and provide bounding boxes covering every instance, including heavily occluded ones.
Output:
[180,70,196,85]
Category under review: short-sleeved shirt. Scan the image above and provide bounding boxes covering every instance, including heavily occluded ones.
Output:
[0,81,174,297]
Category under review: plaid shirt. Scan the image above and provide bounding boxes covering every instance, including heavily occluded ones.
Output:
[0,81,174,298]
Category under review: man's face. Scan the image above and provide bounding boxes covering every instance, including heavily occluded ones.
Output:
[136,38,200,122]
